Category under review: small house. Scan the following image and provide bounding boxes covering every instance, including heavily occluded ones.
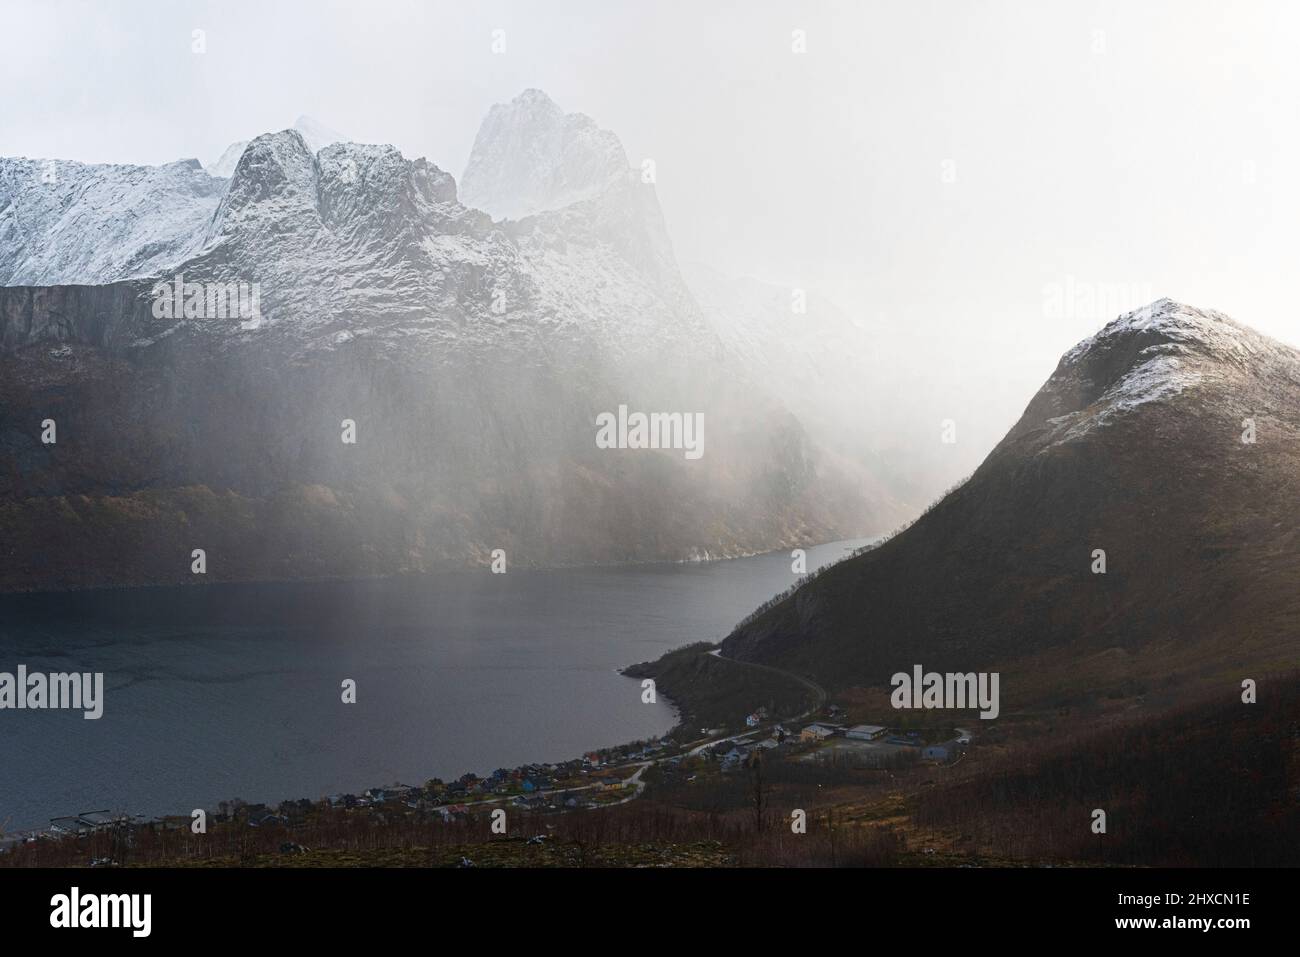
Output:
[722,745,752,767]
[801,723,837,742]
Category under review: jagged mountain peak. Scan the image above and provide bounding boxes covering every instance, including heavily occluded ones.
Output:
[216,135,458,220]
[186,134,482,337]
[512,88,562,110]
[233,129,316,181]
[460,89,630,220]
[205,130,320,242]
[315,142,459,233]
[206,116,350,177]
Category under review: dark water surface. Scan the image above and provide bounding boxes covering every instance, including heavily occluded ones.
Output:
[0,540,866,830]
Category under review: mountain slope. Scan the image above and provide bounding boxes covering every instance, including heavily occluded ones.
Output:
[0,157,224,285]
[722,300,1300,704]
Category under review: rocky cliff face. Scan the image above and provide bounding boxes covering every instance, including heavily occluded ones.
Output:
[0,282,154,352]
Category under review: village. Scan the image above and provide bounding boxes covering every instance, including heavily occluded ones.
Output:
[0,695,972,864]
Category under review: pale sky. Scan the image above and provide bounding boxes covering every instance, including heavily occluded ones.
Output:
[5,0,1298,457]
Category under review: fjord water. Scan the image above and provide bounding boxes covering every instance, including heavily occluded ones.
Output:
[0,540,866,831]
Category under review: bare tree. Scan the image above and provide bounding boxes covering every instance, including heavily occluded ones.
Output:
[746,749,766,831]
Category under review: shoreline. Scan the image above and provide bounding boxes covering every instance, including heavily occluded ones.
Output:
[0,542,868,842]
[3,645,826,848]
[0,535,883,600]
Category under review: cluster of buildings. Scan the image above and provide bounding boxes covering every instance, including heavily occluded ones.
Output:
[707,735,782,769]
[583,737,672,768]
[801,722,887,742]
[1,809,137,853]
[2,704,973,863]
[697,709,911,772]
[306,735,679,817]
[46,809,135,836]
[3,737,680,859]
[797,721,964,762]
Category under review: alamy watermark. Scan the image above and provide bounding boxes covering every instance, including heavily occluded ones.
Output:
[1042,275,1154,325]
[0,666,104,719]
[151,274,261,329]
[595,404,704,460]
[891,664,999,719]
[50,887,150,937]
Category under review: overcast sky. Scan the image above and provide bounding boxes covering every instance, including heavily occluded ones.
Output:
[5,0,1298,455]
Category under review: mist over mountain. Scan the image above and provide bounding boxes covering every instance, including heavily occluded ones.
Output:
[682,262,964,507]
[460,89,628,221]
[722,299,1300,705]
[0,91,907,592]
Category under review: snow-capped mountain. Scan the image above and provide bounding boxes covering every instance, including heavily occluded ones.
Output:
[0,156,224,286]
[460,89,629,221]
[187,125,699,358]
[723,298,1300,697]
[1024,298,1289,445]
[205,114,349,177]
[0,92,900,591]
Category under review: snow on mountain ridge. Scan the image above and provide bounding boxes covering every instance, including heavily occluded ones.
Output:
[205,130,323,245]
[0,155,224,286]
[174,127,712,367]
[0,95,840,403]
[1015,298,1297,449]
[460,89,629,220]
[1064,298,1256,364]
[205,115,349,177]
